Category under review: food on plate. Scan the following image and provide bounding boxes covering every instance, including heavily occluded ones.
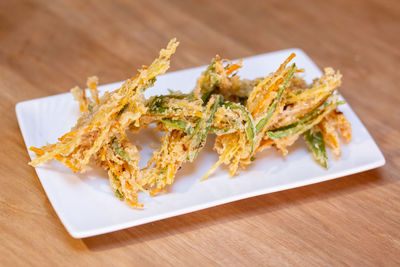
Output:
[29,39,352,207]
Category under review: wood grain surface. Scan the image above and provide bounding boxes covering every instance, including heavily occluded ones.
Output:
[1,0,399,265]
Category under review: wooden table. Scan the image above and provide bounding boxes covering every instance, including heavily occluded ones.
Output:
[1,0,399,265]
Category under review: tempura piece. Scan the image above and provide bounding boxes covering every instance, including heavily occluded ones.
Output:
[202,102,255,179]
[30,39,179,207]
[194,56,242,103]
[274,67,342,129]
[29,41,352,207]
[203,54,297,178]
[319,110,352,158]
[144,95,222,193]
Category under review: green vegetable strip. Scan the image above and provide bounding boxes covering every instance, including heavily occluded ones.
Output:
[303,127,328,168]
[111,138,130,161]
[203,95,223,138]
[112,172,123,198]
[267,99,339,139]
[268,100,329,133]
[209,127,237,135]
[147,94,194,114]
[187,94,223,162]
[201,86,215,103]
[115,189,124,200]
[201,61,219,104]
[223,102,255,154]
[160,119,193,135]
[255,63,296,133]
[148,95,167,114]
[201,75,219,104]
[118,103,129,115]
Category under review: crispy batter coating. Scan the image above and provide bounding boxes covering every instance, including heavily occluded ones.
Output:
[30,39,351,207]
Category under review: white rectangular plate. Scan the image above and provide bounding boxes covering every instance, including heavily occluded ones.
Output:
[16,49,385,238]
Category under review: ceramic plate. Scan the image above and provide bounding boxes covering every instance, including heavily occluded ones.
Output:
[16,49,385,238]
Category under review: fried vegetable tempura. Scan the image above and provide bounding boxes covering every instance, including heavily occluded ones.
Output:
[30,39,351,207]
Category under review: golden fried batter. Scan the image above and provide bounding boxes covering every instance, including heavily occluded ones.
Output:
[30,39,351,207]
